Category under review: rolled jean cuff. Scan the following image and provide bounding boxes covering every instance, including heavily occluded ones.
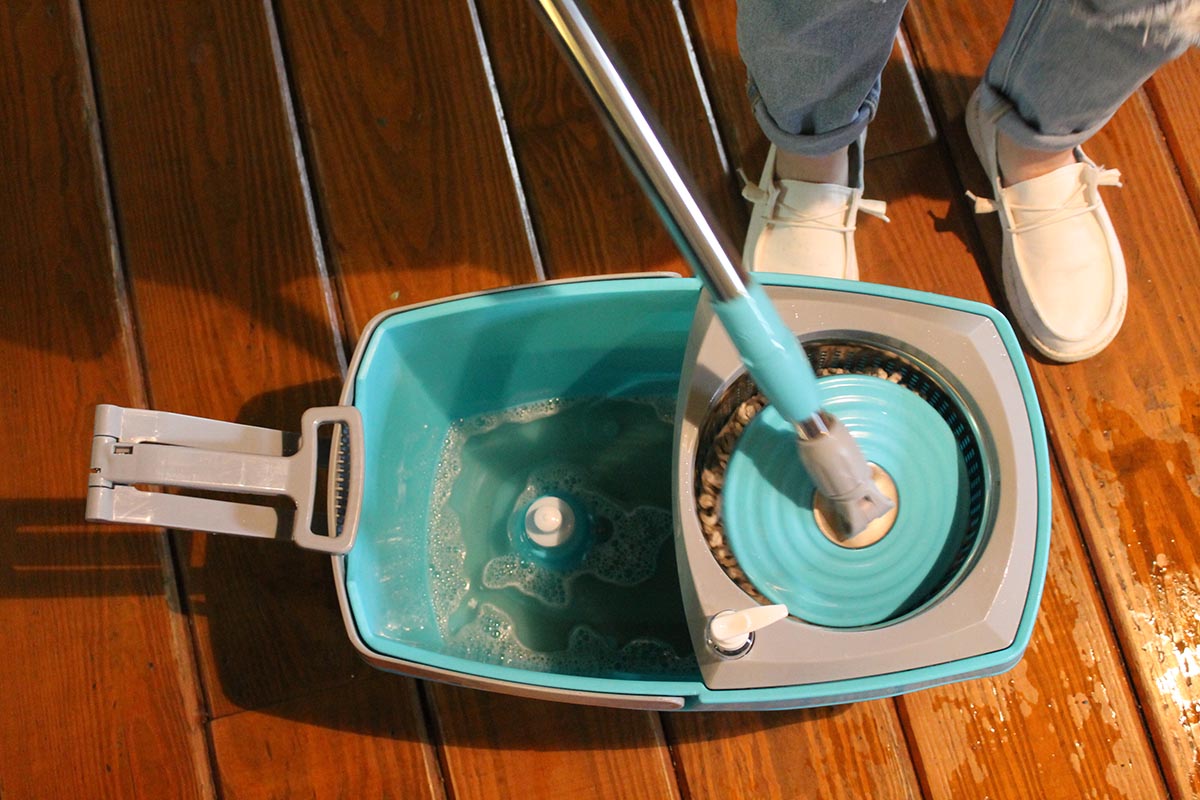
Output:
[748,78,879,157]
[976,81,1110,153]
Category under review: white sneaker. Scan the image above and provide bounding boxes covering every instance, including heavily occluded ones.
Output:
[740,134,888,279]
[965,86,1127,362]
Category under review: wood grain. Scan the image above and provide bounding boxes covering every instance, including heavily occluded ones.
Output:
[475,0,741,279]
[901,473,1167,800]
[903,3,1200,794]
[272,0,541,335]
[431,685,679,800]
[665,701,920,800]
[680,0,936,181]
[0,0,212,796]
[83,0,354,717]
[80,1,443,797]
[862,123,1167,800]
[210,675,444,799]
[13,1,1200,796]
[1145,49,1200,221]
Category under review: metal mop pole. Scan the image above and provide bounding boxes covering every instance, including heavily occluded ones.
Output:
[528,0,893,537]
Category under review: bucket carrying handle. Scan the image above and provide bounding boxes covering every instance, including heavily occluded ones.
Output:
[86,404,364,554]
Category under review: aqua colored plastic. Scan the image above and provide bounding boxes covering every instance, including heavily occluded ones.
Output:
[337,274,1053,709]
[723,374,969,628]
[713,283,822,424]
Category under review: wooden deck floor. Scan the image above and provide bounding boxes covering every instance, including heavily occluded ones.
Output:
[4,1,1200,797]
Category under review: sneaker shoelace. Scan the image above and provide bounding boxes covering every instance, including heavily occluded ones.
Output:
[738,169,890,233]
[967,166,1122,235]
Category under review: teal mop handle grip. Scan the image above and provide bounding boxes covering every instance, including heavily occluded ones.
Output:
[717,283,823,422]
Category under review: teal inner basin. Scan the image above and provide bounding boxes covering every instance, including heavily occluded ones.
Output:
[346,278,703,685]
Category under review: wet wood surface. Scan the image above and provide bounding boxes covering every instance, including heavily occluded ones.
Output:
[906,3,1200,794]
[6,0,1198,797]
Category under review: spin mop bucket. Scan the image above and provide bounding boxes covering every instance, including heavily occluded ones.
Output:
[84,0,1050,711]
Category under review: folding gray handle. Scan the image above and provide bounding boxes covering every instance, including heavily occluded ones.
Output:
[86,404,364,554]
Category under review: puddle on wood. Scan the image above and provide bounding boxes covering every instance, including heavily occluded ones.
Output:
[1067,390,1200,789]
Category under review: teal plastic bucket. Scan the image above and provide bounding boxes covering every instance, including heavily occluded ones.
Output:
[336,274,1051,709]
[345,276,705,687]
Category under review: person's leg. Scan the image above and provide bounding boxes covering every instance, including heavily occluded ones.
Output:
[738,0,908,159]
[966,0,1189,361]
[737,0,905,277]
[982,0,1187,182]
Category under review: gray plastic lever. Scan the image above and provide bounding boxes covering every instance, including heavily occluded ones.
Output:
[795,413,895,537]
[86,404,364,554]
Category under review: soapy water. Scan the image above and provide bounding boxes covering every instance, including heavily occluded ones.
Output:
[450,601,695,678]
[482,465,672,607]
[426,395,697,678]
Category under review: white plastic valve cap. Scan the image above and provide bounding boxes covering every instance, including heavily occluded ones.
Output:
[524,496,576,548]
[708,604,789,652]
[534,505,562,533]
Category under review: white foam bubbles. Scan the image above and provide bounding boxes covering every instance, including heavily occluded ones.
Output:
[422,395,694,677]
[476,461,672,606]
[449,602,695,677]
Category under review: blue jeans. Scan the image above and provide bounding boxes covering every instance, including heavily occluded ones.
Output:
[738,0,1189,156]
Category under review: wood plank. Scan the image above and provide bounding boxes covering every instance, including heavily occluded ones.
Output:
[81,4,442,797]
[680,0,936,182]
[271,0,541,334]
[475,0,741,279]
[903,4,1200,794]
[431,685,678,800]
[664,701,920,800]
[15,1,1195,796]
[210,675,444,799]
[0,0,212,795]
[1145,49,1200,220]
[836,146,952,290]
